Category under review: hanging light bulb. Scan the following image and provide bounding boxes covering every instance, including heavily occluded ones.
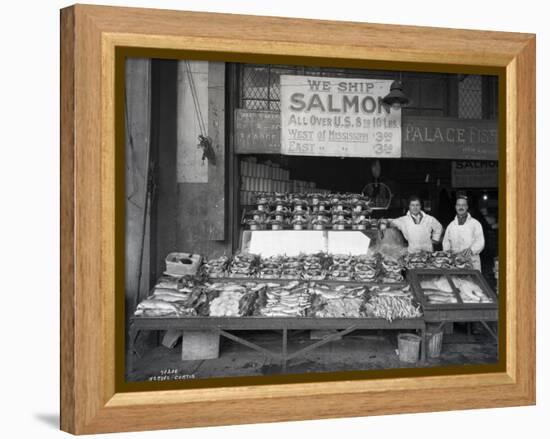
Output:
[382,80,410,109]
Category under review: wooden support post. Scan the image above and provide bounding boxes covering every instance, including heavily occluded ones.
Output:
[282,328,288,372]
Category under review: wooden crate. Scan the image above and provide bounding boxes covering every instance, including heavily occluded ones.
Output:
[181,330,220,360]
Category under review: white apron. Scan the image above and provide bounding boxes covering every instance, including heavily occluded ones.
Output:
[393,212,443,253]
[442,214,485,271]
[406,222,435,253]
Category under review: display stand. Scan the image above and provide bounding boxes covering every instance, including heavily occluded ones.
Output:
[407,268,499,341]
[129,316,426,372]
[129,231,431,372]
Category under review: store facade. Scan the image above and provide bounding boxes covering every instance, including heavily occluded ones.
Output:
[125,59,499,379]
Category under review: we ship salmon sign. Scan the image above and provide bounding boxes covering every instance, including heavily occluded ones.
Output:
[280,75,401,158]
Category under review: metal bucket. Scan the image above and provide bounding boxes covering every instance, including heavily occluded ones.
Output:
[397,333,421,363]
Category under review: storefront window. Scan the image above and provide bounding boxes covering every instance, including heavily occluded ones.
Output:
[239,64,452,116]
[239,65,497,120]
[458,75,483,119]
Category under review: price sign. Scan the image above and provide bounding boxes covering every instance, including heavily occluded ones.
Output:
[280,75,401,158]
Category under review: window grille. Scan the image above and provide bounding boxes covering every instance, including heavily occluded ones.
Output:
[239,64,450,116]
[458,75,483,119]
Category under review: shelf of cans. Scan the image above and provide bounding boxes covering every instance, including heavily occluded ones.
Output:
[239,159,331,205]
[241,192,376,231]
[240,159,291,181]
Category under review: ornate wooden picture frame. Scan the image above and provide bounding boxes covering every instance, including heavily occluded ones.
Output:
[60,4,535,434]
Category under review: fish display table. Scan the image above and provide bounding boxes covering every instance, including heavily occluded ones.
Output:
[407,269,499,341]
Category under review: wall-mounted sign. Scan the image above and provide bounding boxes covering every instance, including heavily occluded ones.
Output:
[402,116,498,160]
[233,110,498,161]
[234,109,281,154]
[280,75,401,158]
[451,160,498,188]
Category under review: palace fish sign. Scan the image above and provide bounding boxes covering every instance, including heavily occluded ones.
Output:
[402,116,498,160]
[280,75,401,158]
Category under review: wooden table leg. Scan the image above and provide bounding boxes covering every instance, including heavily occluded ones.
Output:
[128,324,140,372]
[420,325,427,363]
[480,320,498,342]
[282,328,288,373]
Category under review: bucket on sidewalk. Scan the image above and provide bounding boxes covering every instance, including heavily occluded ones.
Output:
[397,333,421,363]
[427,331,444,358]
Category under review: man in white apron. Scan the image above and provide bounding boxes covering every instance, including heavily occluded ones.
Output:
[442,195,485,271]
[390,196,443,253]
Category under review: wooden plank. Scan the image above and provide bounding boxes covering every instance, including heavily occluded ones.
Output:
[226,64,241,254]
[130,316,426,331]
[125,58,152,307]
[176,62,228,257]
[77,5,529,67]
[511,36,535,396]
[285,325,358,360]
[61,4,114,433]
[150,60,178,281]
[218,329,281,358]
[161,329,181,348]
[177,61,209,183]
[61,5,536,434]
[423,309,498,322]
[177,183,230,257]
[207,277,407,287]
[207,61,226,239]
[60,6,75,433]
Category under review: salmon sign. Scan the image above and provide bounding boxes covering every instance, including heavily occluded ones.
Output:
[280,75,401,158]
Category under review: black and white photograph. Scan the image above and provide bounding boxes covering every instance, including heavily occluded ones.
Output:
[125,58,499,383]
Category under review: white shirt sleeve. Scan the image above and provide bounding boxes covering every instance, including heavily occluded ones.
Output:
[442,225,452,251]
[391,216,406,232]
[471,220,485,255]
[431,217,443,242]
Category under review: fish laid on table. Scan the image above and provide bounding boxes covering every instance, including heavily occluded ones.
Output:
[308,281,367,317]
[134,299,196,317]
[419,276,460,304]
[363,294,422,321]
[150,291,191,303]
[368,284,412,298]
[259,281,311,317]
[208,290,244,317]
[311,297,364,318]
[452,276,492,303]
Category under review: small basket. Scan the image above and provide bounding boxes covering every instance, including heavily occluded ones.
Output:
[397,333,421,363]
[165,252,202,277]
